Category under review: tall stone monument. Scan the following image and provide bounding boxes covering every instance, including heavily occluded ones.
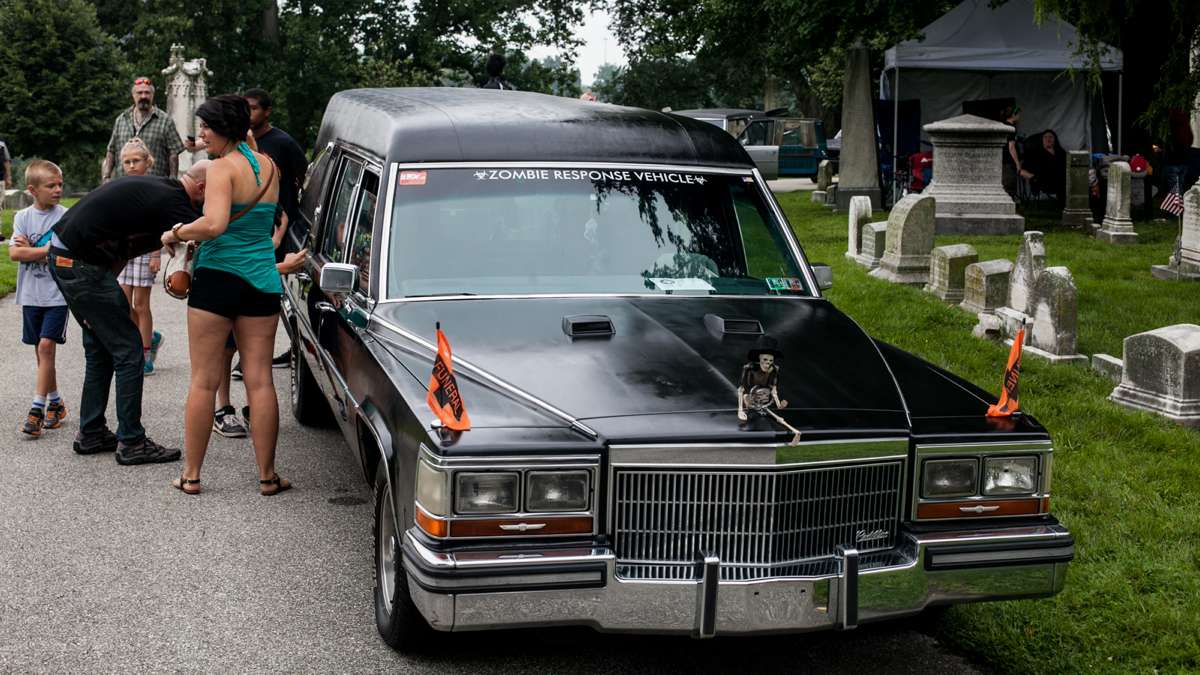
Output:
[1061,150,1092,229]
[1109,324,1200,427]
[835,45,880,212]
[869,194,935,285]
[1096,161,1137,244]
[921,115,1024,235]
[162,44,211,173]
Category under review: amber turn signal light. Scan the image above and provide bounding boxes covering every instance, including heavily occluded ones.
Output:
[917,498,1042,520]
[415,507,448,537]
[448,516,593,538]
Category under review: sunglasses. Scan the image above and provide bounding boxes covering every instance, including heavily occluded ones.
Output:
[133,78,152,86]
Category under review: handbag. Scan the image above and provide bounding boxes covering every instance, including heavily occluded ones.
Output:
[163,157,278,299]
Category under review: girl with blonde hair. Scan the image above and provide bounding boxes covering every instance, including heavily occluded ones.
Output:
[117,137,164,374]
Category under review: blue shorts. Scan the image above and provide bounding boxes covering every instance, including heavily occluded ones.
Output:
[22,305,69,346]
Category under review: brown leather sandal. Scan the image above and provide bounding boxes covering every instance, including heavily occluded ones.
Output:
[171,475,201,495]
[259,474,292,496]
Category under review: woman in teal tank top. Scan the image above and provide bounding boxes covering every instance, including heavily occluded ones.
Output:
[161,94,292,497]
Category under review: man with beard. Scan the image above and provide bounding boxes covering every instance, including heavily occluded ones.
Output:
[101,76,186,182]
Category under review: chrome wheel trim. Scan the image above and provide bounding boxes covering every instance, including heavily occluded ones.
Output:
[377,493,397,614]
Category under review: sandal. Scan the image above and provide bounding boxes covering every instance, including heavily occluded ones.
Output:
[171,475,201,495]
[259,474,293,496]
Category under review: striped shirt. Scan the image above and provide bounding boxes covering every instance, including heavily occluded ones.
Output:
[106,106,185,178]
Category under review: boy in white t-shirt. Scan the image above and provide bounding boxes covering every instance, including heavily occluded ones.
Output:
[8,160,69,437]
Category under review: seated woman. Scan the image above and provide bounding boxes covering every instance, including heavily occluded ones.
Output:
[1020,130,1067,198]
[161,94,289,496]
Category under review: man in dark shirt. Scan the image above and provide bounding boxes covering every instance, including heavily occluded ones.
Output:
[244,88,308,252]
[48,161,210,464]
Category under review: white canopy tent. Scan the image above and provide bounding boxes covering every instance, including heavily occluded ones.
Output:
[882,0,1123,157]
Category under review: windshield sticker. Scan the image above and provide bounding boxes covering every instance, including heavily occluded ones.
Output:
[648,277,716,293]
[471,168,709,184]
[399,170,427,186]
[766,277,804,291]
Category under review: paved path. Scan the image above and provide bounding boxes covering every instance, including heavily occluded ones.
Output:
[0,285,979,673]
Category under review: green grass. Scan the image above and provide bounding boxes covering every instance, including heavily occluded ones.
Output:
[777,194,1200,674]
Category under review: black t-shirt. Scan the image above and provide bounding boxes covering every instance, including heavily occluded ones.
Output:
[256,126,307,228]
[54,176,201,266]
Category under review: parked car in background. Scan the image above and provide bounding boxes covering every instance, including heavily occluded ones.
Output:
[671,108,761,138]
[287,87,1072,653]
[737,116,830,181]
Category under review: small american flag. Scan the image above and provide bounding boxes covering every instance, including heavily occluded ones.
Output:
[1161,190,1185,217]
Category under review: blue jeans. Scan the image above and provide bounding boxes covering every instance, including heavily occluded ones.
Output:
[48,251,146,443]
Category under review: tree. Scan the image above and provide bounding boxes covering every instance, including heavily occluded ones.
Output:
[0,0,129,189]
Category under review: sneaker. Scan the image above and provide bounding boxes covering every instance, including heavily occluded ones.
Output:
[74,427,118,455]
[231,360,243,381]
[213,405,248,438]
[272,352,290,368]
[21,407,45,437]
[150,330,164,358]
[115,437,181,465]
[242,406,252,434]
[143,358,155,376]
[44,401,68,429]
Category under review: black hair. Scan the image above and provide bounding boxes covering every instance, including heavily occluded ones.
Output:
[485,53,506,78]
[243,87,272,110]
[196,94,251,142]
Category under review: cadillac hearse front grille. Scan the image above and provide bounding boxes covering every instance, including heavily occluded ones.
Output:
[612,462,904,581]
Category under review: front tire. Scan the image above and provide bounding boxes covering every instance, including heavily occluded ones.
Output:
[373,468,436,651]
[290,339,333,426]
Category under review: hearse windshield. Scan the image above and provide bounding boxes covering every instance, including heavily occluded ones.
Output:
[386,166,810,298]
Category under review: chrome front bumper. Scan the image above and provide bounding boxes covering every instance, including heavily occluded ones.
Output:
[401,522,1073,636]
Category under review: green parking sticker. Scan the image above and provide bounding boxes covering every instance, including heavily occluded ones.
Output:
[766,277,803,291]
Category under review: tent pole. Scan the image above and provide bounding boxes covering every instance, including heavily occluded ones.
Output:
[894,67,900,202]
[1117,71,1124,155]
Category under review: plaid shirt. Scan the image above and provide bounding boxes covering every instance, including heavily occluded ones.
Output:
[107,106,185,178]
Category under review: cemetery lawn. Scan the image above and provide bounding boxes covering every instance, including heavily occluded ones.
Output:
[0,198,79,298]
[777,193,1200,674]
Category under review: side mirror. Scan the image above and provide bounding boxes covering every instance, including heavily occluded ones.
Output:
[319,262,358,294]
[811,264,833,290]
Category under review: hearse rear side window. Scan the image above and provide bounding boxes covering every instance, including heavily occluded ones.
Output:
[385,167,808,299]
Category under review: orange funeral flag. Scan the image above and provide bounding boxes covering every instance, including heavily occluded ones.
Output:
[987,327,1024,417]
[426,323,472,431]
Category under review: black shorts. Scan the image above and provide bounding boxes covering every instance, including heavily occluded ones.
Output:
[188,267,281,319]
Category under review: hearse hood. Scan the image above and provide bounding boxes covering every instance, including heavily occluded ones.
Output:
[371,297,926,442]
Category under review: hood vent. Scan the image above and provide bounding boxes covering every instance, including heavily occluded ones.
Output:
[563,314,615,338]
[704,313,764,337]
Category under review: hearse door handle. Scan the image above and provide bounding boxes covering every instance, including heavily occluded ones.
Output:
[295,271,311,284]
[315,301,335,314]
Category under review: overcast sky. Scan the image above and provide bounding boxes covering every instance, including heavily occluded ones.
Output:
[530,8,627,87]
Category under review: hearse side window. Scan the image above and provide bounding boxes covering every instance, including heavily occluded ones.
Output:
[296,143,333,250]
[348,171,379,295]
[320,157,363,261]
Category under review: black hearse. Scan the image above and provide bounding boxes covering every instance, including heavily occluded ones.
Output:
[285,88,1072,651]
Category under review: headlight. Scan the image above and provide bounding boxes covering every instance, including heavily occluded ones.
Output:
[982,456,1038,495]
[455,472,519,514]
[527,471,590,512]
[922,459,978,498]
[415,460,448,516]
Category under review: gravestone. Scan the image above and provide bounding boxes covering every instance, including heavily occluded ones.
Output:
[921,115,1024,234]
[924,244,978,303]
[161,44,211,173]
[1109,324,1200,427]
[1096,161,1137,244]
[816,160,833,191]
[1007,231,1046,315]
[1152,185,1200,280]
[960,259,1013,315]
[844,195,873,260]
[1091,354,1124,384]
[825,184,838,208]
[811,190,827,204]
[1061,150,1092,229]
[854,222,887,270]
[835,45,880,211]
[869,194,935,285]
[1022,267,1086,364]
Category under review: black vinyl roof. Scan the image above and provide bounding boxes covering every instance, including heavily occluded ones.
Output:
[314,88,756,169]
